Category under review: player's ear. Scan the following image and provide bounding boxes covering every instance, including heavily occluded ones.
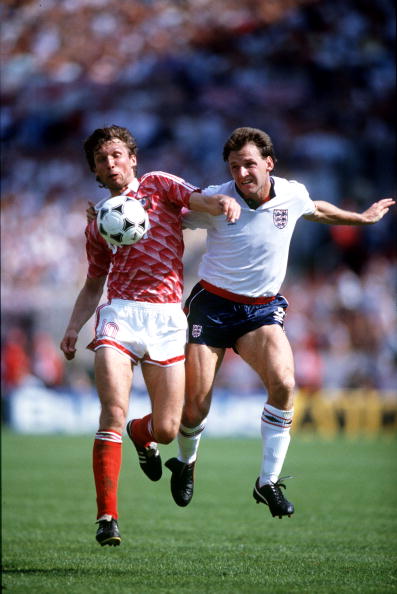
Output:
[266,156,274,172]
[130,154,137,168]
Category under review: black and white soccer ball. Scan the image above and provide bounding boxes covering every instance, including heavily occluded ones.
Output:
[96,196,150,246]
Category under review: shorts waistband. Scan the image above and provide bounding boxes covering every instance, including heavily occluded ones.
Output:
[110,299,182,310]
[199,280,276,305]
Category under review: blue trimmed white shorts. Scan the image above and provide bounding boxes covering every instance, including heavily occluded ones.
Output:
[184,282,288,349]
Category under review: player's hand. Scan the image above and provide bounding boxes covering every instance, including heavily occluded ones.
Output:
[86,201,96,223]
[60,330,78,360]
[202,194,241,222]
[362,198,395,223]
[217,195,241,223]
[189,192,241,223]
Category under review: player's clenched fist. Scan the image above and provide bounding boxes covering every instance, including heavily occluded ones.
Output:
[189,192,241,223]
[60,329,78,360]
[218,195,241,223]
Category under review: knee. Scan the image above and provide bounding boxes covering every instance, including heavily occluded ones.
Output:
[153,417,180,445]
[267,374,296,409]
[282,375,296,395]
[100,403,127,433]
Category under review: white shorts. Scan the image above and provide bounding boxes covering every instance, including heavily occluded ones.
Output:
[87,299,187,366]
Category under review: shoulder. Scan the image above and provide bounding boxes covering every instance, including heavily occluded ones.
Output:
[272,176,315,215]
[140,171,198,191]
[273,176,308,196]
[141,170,182,182]
[202,180,235,196]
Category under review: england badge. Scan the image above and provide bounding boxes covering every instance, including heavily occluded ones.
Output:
[273,209,288,229]
[192,324,203,338]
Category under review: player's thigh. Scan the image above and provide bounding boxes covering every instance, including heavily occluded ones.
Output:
[142,361,185,437]
[236,324,294,389]
[94,347,133,415]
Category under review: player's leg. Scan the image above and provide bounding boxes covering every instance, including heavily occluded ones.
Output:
[236,324,295,518]
[126,360,185,482]
[182,342,225,456]
[165,343,225,506]
[142,359,186,444]
[125,302,187,481]
[126,361,185,483]
[93,347,133,545]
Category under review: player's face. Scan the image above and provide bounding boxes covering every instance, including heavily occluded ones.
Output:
[93,139,137,195]
[228,143,274,203]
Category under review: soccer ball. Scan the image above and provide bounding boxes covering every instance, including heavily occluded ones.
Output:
[96,196,150,246]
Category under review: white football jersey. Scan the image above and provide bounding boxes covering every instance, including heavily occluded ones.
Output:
[183,176,316,297]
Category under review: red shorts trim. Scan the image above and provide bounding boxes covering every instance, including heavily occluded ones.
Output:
[199,280,276,305]
[142,354,185,367]
[87,338,185,366]
[87,338,140,362]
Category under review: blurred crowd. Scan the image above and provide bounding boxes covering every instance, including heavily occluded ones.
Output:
[1,0,396,401]
[2,255,396,397]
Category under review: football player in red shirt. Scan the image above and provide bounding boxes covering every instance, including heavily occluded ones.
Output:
[60,125,240,546]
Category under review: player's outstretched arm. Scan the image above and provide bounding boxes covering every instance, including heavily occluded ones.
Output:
[189,192,241,223]
[60,275,106,360]
[305,198,395,225]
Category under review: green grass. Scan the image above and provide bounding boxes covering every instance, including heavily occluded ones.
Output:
[2,431,397,593]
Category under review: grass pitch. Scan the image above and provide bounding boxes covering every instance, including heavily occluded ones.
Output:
[2,431,397,593]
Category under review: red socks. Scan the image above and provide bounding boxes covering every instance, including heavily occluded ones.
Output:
[93,416,155,519]
[93,431,122,520]
[128,413,155,447]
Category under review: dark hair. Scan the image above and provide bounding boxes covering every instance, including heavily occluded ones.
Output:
[83,125,138,173]
[223,127,277,164]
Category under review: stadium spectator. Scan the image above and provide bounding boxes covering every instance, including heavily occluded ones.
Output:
[32,331,65,388]
[1,326,31,391]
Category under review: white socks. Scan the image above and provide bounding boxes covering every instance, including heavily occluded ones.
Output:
[259,404,293,486]
[176,405,293,481]
[177,419,207,464]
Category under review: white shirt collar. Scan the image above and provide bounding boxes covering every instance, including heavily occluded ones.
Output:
[125,178,140,194]
[94,177,140,209]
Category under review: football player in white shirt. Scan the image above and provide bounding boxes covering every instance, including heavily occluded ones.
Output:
[165,127,395,518]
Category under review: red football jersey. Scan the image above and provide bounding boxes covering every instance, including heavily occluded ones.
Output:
[86,171,199,303]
